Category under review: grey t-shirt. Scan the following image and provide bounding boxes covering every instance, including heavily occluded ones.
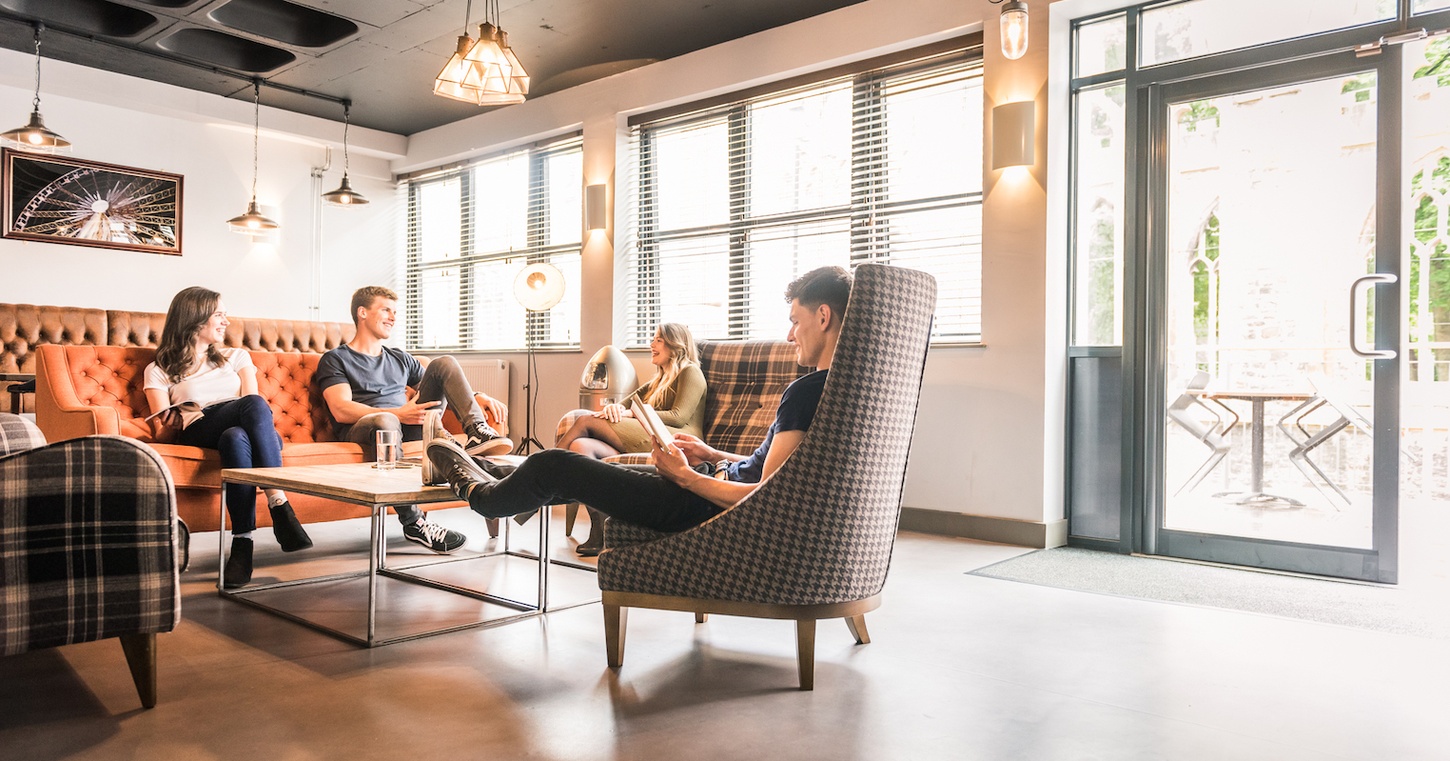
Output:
[315,344,423,434]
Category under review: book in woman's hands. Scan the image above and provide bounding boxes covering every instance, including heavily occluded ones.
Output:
[145,398,232,428]
[632,400,675,449]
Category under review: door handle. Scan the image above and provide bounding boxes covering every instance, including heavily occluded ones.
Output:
[1349,273,1397,359]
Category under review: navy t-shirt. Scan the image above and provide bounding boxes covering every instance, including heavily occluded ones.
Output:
[727,369,827,484]
[315,345,424,435]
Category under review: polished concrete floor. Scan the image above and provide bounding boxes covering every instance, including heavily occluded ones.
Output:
[1,507,1446,761]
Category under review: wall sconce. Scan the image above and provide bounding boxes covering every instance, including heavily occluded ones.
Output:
[586,183,608,231]
[992,101,1035,169]
[990,0,1030,60]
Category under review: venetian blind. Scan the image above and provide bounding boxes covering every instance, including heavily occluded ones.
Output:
[404,134,583,351]
[620,48,984,347]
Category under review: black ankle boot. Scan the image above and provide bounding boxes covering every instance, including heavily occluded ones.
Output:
[223,537,254,589]
[269,502,313,552]
[576,507,605,557]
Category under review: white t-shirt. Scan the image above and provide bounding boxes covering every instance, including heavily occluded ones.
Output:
[143,348,252,410]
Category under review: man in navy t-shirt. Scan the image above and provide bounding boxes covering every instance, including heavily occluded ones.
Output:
[317,286,513,554]
[425,266,852,534]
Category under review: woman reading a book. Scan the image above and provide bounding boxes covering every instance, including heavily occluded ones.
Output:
[143,286,311,588]
[554,322,706,555]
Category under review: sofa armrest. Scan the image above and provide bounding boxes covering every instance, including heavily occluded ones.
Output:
[0,435,179,655]
[35,345,121,441]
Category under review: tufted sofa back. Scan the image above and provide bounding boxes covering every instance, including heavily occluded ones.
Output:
[36,345,336,444]
[0,304,108,374]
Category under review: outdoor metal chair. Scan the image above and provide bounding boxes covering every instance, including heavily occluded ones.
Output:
[1166,371,1239,496]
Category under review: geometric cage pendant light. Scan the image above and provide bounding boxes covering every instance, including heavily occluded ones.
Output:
[1,23,71,153]
[433,0,529,106]
[321,99,368,206]
[227,79,279,234]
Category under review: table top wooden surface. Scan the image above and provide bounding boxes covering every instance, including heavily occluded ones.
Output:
[1205,390,1313,402]
[221,462,462,505]
[0,373,35,382]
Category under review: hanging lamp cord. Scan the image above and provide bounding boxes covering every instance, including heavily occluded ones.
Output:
[463,0,473,34]
[342,101,351,177]
[250,79,260,202]
[31,24,44,112]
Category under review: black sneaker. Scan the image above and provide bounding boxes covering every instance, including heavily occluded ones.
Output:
[427,438,496,487]
[464,423,514,457]
[428,439,503,516]
[402,518,467,554]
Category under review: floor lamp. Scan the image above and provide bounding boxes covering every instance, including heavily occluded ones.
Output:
[513,262,564,454]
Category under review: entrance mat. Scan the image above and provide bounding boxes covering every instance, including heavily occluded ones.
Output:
[971,547,1448,640]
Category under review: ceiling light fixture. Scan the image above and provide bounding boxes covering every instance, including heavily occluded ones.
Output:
[2,23,71,153]
[433,0,528,106]
[989,0,1030,60]
[227,79,279,234]
[321,100,368,206]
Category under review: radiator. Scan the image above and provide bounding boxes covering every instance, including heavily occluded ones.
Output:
[458,359,510,407]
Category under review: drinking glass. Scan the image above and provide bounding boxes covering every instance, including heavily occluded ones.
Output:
[375,429,400,470]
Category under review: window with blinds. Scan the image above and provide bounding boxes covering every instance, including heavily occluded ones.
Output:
[404,135,583,351]
[621,47,984,347]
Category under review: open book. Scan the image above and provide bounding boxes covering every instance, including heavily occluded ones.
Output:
[632,400,675,449]
[145,397,235,429]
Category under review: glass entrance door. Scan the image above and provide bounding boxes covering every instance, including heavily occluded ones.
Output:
[1148,54,1401,582]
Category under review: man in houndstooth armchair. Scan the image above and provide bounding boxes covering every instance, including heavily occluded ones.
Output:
[425,265,852,541]
[429,264,936,689]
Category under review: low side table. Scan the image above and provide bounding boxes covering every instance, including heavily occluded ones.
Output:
[1,373,34,415]
[220,462,583,647]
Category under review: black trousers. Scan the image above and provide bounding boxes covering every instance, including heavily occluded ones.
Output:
[467,449,724,533]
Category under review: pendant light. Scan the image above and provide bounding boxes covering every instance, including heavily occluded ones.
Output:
[433,0,528,106]
[227,79,279,233]
[991,0,1030,60]
[2,23,71,153]
[321,100,368,206]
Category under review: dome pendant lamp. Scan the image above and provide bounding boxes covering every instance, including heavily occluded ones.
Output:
[227,80,279,234]
[321,100,368,206]
[1,23,71,153]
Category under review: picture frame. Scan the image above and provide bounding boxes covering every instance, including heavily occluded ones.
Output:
[2,148,183,256]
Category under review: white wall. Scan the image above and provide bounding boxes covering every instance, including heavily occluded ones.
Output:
[0,49,405,324]
[401,0,1065,534]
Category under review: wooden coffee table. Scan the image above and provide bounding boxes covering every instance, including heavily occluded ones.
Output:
[219,462,588,647]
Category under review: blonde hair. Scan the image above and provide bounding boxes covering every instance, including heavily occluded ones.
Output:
[640,323,698,407]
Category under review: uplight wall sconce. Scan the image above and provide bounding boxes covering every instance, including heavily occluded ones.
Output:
[585,184,608,231]
[992,101,1036,169]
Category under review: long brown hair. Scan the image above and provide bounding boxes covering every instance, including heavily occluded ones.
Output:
[155,286,227,383]
[640,322,698,407]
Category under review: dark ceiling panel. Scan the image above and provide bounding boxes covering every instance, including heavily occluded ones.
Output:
[0,0,872,135]
[0,0,158,38]
[155,26,296,72]
[208,0,359,48]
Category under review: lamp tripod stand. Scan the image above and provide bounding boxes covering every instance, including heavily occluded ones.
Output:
[512,262,565,455]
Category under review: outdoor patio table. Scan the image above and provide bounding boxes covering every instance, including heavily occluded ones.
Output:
[1204,389,1313,506]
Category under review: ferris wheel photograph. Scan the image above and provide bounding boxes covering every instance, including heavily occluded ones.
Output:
[2,149,182,256]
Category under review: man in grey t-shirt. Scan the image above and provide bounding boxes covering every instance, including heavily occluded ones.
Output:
[317,286,513,554]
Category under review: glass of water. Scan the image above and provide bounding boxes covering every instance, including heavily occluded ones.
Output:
[375,429,400,470]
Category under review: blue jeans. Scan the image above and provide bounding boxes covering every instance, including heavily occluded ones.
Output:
[179,395,282,533]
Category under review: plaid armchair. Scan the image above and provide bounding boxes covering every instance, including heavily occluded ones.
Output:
[552,338,809,535]
[597,264,937,690]
[0,414,180,708]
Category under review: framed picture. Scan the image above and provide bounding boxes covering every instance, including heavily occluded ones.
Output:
[2,148,183,256]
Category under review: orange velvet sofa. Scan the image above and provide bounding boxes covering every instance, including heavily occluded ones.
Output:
[22,304,498,542]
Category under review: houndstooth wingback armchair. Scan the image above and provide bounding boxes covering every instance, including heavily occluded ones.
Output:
[0,413,180,708]
[596,263,937,690]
